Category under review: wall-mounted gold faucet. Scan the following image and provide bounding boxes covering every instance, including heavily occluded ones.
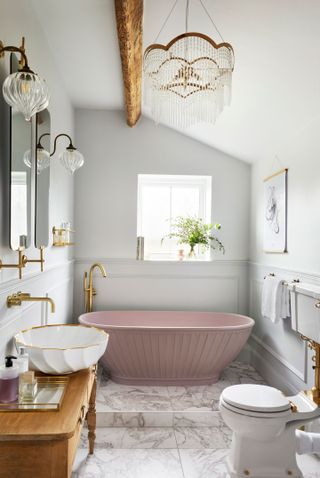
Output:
[7,292,55,313]
[84,263,107,313]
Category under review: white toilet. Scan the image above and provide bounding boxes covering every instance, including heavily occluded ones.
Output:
[219,282,320,478]
[220,384,319,477]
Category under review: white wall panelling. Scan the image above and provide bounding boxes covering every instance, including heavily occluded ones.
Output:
[0,261,73,361]
[248,262,320,393]
[74,259,249,321]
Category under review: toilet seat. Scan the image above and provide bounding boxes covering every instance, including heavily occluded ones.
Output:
[220,384,292,418]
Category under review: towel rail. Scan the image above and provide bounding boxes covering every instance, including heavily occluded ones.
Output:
[263,273,300,286]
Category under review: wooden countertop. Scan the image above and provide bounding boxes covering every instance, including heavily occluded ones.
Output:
[0,367,94,441]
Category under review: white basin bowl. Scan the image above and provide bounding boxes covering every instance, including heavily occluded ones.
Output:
[15,324,109,374]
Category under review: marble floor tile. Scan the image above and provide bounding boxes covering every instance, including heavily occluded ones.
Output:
[97,411,174,427]
[97,382,172,412]
[72,449,184,478]
[221,362,266,385]
[179,448,320,478]
[168,386,216,411]
[179,449,230,478]
[96,361,266,416]
[175,427,231,449]
[173,411,223,428]
[79,427,176,449]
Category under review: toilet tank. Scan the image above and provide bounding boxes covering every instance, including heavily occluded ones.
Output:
[288,283,320,343]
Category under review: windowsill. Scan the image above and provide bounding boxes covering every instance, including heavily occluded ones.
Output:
[143,258,211,263]
[144,252,211,262]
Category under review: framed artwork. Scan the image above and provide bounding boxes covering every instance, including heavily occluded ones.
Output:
[263,168,288,253]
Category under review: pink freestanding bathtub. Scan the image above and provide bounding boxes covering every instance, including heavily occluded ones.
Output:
[79,311,254,386]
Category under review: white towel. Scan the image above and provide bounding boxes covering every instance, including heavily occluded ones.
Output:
[296,429,320,455]
[261,276,290,323]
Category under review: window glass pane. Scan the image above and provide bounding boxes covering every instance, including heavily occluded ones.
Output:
[141,185,171,257]
[137,175,211,260]
[171,186,200,218]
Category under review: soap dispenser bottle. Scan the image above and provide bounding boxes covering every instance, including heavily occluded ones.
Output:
[0,356,19,403]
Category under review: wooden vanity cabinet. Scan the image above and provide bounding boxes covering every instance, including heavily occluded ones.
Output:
[0,367,96,478]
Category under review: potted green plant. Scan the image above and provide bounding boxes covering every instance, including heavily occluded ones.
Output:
[162,216,225,258]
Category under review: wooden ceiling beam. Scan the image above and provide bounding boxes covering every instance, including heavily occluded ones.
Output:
[115,0,143,127]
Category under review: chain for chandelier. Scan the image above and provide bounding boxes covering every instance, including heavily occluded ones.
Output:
[144,0,235,129]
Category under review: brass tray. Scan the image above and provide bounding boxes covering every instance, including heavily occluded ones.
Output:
[0,376,69,412]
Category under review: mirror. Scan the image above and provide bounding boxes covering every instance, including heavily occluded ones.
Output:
[10,54,32,251]
[35,110,50,248]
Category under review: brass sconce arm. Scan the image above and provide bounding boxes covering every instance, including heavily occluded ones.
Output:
[84,263,107,313]
[22,247,45,272]
[0,40,30,71]
[7,292,55,313]
[36,132,84,174]
[38,133,78,156]
[0,250,25,279]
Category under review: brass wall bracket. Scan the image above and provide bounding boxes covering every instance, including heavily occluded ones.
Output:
[0,41,4,58]
[0,249,25,279]
[22,246,45,272]
[300,334,320,407]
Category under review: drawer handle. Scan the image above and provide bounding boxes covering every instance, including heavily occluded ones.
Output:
[78,405,86,425]
[315,302,320,309]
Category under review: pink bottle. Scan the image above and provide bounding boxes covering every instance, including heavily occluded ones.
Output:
[0,356,19,403]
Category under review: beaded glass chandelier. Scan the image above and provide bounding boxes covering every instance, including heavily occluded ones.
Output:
[143,0,234,128]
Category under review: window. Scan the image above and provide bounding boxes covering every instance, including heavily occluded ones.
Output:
[137,174,212,260]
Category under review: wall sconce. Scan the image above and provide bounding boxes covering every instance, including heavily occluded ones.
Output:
[23,133,84,174]
[0,37,49,121]
[51,133,84,174]
[23,144,50,174]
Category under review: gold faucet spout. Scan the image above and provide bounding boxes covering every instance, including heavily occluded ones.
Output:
[84,263,107,313]
[89,263,107,283]
[7,292,55,313]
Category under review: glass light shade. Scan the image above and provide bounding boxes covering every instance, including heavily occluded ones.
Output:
[3,70,50,121]
[144,33,234,128]
[59,148,84,174]
[23,147,51,174]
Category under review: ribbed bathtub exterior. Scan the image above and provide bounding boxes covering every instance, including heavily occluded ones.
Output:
[79,311,254,386]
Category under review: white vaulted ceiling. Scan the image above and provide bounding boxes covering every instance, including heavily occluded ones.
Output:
[32,0,320,163]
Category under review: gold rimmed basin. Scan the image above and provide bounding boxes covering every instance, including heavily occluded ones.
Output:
[15,324,109,375]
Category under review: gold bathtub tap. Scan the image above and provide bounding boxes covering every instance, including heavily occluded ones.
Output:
[7,292,55,313]
[84,263,107,313]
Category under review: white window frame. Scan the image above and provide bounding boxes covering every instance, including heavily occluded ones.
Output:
[137,174,212,260]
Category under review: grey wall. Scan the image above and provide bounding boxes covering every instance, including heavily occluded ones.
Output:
[74,110,251,261]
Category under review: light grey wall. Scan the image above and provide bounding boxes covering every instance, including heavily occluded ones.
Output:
[73,109,251,317]
[75,109,251,261]
[0,0,75,359]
